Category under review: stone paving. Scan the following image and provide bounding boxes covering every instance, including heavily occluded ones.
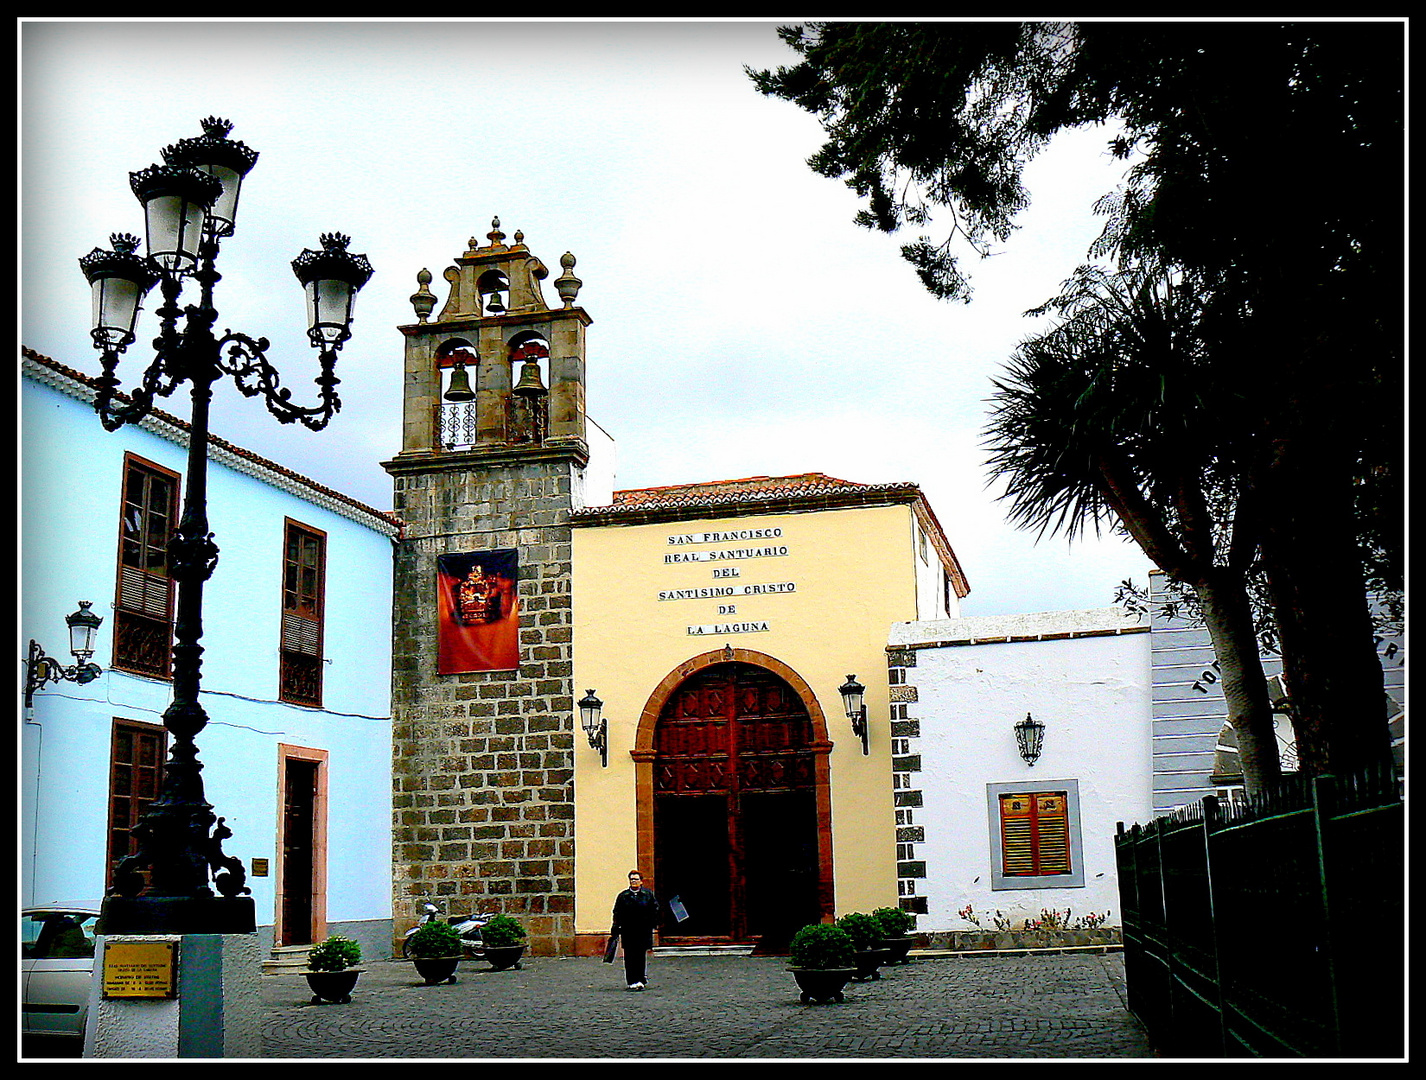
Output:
[258,950,1156,1059]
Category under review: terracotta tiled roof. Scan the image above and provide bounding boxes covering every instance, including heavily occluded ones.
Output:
[21,346,404,536]
[574,471,970,597]
[605,472,920,510]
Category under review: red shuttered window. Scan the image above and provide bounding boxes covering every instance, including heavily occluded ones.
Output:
[999,791,1072,877]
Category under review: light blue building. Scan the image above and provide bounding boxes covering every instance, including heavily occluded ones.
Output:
[21,347,400,958]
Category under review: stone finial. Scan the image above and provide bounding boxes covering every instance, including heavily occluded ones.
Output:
[487,216,506,247]
[555,252,582,308]
[409,268,436,322]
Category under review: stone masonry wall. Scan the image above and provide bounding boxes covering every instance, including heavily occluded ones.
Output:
[390,456,578,956]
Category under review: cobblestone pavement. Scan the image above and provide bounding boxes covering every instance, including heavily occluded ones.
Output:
[260,950,1156,1059]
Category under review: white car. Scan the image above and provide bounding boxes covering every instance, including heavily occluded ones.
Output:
[21,905,100,1044]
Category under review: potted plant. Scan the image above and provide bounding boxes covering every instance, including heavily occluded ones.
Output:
[407,919,463,984]
[305,935,363,1004]
[836,911,890,980]
[786,922,857,1004]
[479,914,527,971]
[872,905,917,965]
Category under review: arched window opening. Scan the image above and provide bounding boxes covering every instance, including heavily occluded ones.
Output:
[478,270,510,316]
[435,338,477,449]
[508,332,549,446]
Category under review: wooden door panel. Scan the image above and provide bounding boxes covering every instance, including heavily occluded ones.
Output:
[654,662,819,941]
[280,759,318,946]
[741,789,821,940]
[654,793,730,936]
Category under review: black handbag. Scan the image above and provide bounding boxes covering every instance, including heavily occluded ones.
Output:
[603,930,620,963]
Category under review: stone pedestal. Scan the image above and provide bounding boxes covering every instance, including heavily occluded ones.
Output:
[83,933,261,1058]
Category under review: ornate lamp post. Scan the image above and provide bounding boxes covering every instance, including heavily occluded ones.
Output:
[84,118,372,934]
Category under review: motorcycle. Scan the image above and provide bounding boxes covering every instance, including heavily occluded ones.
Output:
[401,901,493,960]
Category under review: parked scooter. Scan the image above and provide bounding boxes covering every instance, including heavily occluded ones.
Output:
[401,901,493,960]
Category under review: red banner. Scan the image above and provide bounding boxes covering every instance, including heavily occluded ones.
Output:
[437,550,519,674]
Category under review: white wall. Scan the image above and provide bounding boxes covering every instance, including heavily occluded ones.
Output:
[889,608,1151,932]
[21,363,394,942]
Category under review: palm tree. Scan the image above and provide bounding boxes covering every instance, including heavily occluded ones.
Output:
[984,264,1282,795]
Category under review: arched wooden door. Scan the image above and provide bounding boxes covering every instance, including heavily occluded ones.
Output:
[652,661,823,943]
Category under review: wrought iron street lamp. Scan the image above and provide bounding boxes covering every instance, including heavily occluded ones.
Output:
[24,602,104,711]
[82,118,372,935]
[579,689,608,768]
[1015,713,1046,766]
[839,674,869,756]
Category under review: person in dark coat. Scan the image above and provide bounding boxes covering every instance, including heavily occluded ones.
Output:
[609,870,660,990]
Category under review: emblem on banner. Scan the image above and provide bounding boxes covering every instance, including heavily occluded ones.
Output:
[455,564,504,625]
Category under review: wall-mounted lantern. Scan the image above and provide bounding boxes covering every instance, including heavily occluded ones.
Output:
[579,689,608,768]
[24,601,104,711]
[838,674,869,756]
[1015,713,1046,766]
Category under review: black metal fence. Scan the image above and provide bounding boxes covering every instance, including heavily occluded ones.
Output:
[1115,768,1404,1058]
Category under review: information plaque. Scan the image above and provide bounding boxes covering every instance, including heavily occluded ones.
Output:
[101,940,178,999]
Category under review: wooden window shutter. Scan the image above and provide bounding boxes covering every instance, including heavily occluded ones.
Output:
[113,456,179,678]
[279,521,326,707]
[107,718,168,889]
[999,791,1071,877]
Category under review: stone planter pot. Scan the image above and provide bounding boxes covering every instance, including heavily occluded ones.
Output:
[851,948,890,981]
[304,968,362,1004]
[412,955,461,984]
[788,967,856,1004]
[483,944,526,971]
[878,936,915,965]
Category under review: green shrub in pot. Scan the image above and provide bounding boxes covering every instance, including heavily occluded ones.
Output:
[408,919,464,958]
[835,912,883,952]
[480,914,526,949]
[788,923,855,970]
[307,935,362,971]
[872,906,915,939]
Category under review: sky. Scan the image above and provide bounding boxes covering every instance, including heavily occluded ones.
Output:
[20,18,1150,618]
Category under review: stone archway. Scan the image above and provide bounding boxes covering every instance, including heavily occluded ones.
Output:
[632,648,835,944]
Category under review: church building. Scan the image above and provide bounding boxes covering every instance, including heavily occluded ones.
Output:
[382,224,967,956]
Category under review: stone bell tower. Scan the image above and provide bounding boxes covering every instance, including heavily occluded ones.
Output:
[382,219,590,955]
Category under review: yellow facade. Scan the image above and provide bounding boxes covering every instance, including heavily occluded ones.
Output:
[571,498,942,950]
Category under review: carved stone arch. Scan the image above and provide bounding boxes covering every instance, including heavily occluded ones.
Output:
[435,336,477,360]
[631,647,836,939]
[633,647,834,751]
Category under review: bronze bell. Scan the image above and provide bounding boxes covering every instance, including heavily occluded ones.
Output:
[484,290,506,315]
[513,359,546,397]
[444,362,475,402]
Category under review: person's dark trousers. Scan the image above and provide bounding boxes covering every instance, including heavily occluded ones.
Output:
[624,948,648,986]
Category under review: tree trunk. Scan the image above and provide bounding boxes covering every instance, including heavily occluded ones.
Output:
[1192,567,1281,797]
[1096,462,1281,797]
[1260,458,1391,778]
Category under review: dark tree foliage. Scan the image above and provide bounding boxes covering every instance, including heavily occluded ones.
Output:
[751,21,1404,778]
[985,265,1281,793]
[750,22,1402,319]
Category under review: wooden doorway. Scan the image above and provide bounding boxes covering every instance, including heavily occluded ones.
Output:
[651,661,825,944]
[276,745,327,947]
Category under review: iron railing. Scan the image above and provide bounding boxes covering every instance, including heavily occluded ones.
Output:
[1115,768,1403,1058]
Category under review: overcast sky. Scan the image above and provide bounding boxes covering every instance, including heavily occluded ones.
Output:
[20,19,1150,617]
